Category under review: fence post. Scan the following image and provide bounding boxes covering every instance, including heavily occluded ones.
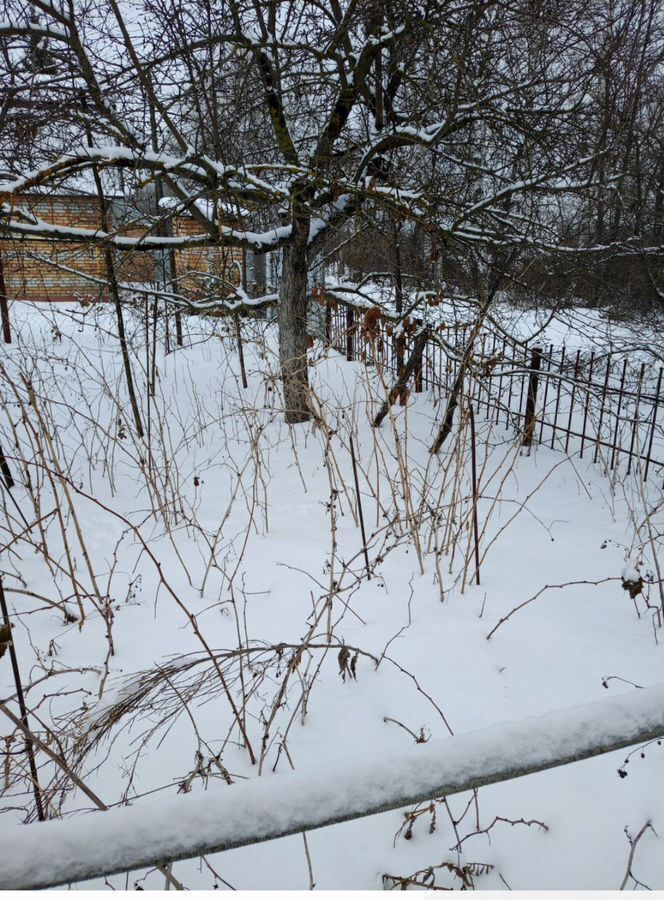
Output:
[609,359,628,470]
[643,367,663,481]
[626,363,646,477]
[523,346,542,447]
[346,306,354,362]
[0,250,12,344]
[414,319,423,392]
[579,350,595,458]
[325,298,332,349]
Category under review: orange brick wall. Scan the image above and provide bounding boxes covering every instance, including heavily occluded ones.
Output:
[1,196,243,303]
[171,216,244,299]
[1,196,109,302]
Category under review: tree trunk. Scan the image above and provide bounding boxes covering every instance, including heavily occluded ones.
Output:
[278,237,310,423]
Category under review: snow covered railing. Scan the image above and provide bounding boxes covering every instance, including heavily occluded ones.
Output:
[0,686,662,890]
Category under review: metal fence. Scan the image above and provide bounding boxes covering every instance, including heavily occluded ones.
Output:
[1,685,662,889]
[329,307,664,479]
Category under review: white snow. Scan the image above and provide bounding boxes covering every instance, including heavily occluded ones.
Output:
[0,303,662,891]
[621,564,641,584]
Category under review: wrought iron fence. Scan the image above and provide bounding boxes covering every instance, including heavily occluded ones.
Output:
[329,307,664,479]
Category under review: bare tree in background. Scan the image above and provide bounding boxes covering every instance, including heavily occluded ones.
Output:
[1,0,663,426]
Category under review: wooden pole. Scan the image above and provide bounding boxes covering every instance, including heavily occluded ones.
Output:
[346,306,354,362]
[325,298,332,349]
[0,577,45,821]
[468,405,481,586]
[84,110,144,438]
[172,245,183,348]
[236,250,248,389]
[0,250,12,344]
[414,318,424,392]
[373,328,429,428]
[235,314,248,389]
[523,346,542,447]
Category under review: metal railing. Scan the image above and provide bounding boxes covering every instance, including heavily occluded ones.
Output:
[0,685,662,890]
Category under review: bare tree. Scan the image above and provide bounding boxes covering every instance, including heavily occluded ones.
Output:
[1,0,663,427]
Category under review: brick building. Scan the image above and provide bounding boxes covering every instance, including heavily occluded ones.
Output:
[0,191,252,304]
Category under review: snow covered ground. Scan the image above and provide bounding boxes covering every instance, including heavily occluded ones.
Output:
[491,303,664,356]
[0,301,662,890]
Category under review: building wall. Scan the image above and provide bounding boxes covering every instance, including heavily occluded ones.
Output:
[1,196,109,302]
[170,216,244,300]
[1,195,244,303]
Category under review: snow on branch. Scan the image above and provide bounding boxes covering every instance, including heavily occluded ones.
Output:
[0,685,661,890]
[185,287,279,314]
[0,203,295,252]
[0,148,215,195]
[0,212,215,251]
[450,153,608,230]
[0,20,70,40]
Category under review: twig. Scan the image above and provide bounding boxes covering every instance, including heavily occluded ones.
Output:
[451,815,549,851]
[620,821,655,890]
[349,434,371,580]
[486,577,619,640]
[383,716,428,744]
